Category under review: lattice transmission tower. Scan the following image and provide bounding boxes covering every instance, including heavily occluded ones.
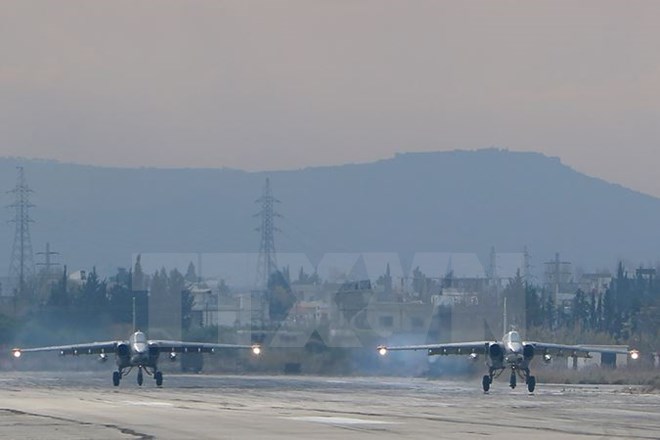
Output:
[255,178,280,289]
[8,166,36,295]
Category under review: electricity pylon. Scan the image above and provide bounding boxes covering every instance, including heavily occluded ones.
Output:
[8,167,35,296]
[255,178,280,289]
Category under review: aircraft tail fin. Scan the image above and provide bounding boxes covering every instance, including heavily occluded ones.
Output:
[503,297,508,336]
[484,319,496,341]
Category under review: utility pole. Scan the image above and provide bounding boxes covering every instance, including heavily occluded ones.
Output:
[523,246,531,283]
[8,167,35,296]
[255,178,280,289]
[488,246,499,291]
[544,252,572,303]
[36,242,60,280]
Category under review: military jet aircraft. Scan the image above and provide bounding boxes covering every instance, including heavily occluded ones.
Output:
[12,330,261,387]
[377,330,639,393]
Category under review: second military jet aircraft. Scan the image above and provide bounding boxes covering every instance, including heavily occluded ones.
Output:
[377,329,638,393]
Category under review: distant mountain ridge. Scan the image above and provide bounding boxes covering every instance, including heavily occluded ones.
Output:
[1,149,659,277]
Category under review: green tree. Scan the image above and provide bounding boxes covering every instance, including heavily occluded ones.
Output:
[0,313,17,345]
[133,254,145,291]
[603,286,619,337]
[296,266,308,284]
[76,267,109,327]
[525,284,543,329]
[150,268,168,299]
[168,268,186,299]
[543,292,555,330]
[218,279,230,296]
[181,289,195,331]
[412,266,426,295]
[47,266,70,308]
[185,262,197,283]
[268,270,296,322]
[572,289,589,330]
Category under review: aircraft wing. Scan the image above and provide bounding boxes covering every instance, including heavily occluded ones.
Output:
[378,341,491,356]
[12,341,119,357]
[524,341,630,358]
[150,340,261,355]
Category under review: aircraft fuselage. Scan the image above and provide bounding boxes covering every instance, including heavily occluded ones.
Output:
[486,331,531,370]
[483,330,535,391]
[116,331,159,370]
[502,331,524,366]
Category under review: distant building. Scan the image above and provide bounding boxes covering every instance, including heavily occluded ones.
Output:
[578,273,612,295]
[544,253,576,309]
[188,284,217,327]
[366,301,432,334]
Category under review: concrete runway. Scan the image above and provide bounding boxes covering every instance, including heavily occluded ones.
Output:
[1,372,659,439]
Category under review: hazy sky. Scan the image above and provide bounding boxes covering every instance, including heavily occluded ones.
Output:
[1,1,659,195]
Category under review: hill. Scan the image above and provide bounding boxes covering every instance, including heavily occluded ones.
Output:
[1,149,659,278]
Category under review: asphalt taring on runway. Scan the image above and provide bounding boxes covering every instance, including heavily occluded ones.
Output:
[1,372,658,439]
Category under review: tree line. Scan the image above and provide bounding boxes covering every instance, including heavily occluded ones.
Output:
[0,261,197,347]
[503,263,659,352]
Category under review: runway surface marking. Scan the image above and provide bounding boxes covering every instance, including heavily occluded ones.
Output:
[122,401,174,407]
[288,416,398,425]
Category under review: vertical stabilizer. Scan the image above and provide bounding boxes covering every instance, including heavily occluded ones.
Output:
[503,297,508,336]
[132,296,137,332]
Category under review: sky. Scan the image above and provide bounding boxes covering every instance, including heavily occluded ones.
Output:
[1,1,659,196]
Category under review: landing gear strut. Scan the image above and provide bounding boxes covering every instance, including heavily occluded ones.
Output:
[509,370,517,389]
[137,367,144,386]
[483,367,504,393]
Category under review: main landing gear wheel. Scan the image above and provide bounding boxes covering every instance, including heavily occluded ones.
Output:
[155,371,163,387]
[137,368,144,386]
[527,376,536,393]
[482,375,491,393]
[112,371,120,387]
[509,371,517,389]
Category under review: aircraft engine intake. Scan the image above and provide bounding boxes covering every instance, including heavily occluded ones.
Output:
[523,344,535,360]
[116,343,130,359]
[488,343,503,362]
